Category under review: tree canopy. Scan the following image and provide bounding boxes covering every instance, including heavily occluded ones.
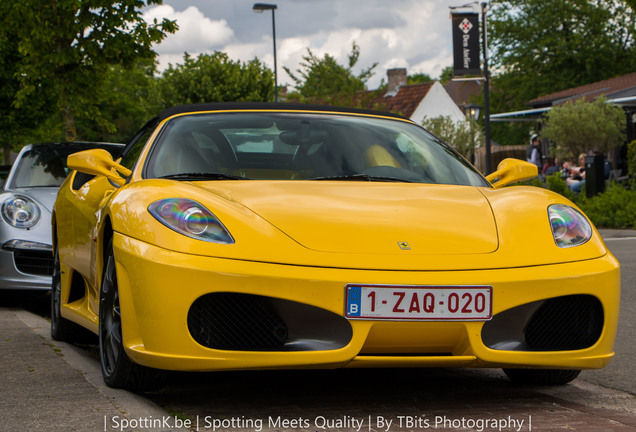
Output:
[407,73,433,85]
[0,22,56,160]
[77,59,162,144]
[284,42,377,99]
[1,0,634,158]
[1,0,177,143]
[158,52,274,106]
[421,116,483,160]
[490,0,636,105]
[439,66,454,85]
[487,0,636,146]
[541,97,626,157]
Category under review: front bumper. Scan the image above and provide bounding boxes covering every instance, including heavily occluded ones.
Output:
[110,233,620,372]
[0,241,53,290]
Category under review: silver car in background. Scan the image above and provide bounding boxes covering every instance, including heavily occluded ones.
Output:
[0,142,124,291]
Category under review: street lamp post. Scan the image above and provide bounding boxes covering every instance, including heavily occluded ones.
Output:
[481,1,492,173]
[253,3,278,102]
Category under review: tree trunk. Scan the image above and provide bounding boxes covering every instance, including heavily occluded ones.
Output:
[59,85,77,142]
[3,142,10,165]
[62,105,77,142]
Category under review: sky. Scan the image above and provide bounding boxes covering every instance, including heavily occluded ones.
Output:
[143,0,480,90]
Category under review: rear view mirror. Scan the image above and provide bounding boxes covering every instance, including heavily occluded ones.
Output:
[485,158,538,189]
[67,149,132,186]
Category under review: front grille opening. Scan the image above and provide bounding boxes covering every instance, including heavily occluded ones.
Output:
[188,292,353,352]
[14,249,53,276]
[525,295,604,351]
[482,294,604,352]
[188,292,288,351]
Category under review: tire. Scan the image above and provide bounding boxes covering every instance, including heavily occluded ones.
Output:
[503,368,581,385]
[50,244,92,343]
[99,238,164,391]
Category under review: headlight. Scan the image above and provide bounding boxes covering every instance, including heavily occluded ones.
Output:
[548,204,592,248]
[1,196,41,228]
[148,198,234,244]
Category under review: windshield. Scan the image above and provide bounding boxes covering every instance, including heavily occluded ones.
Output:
[145,113,488,187]
[9,144,123,188]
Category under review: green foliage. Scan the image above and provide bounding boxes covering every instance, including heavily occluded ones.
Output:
[490,121,535,147]
[577,185,636,229]
[283,42,377,99]
[438,66,454,85]
[158,52,274,106]
[77,60,162,143]
[540,173,635,228]
[541,96,625,158]
[0,11,57,159]
[2,0,177,142]
[421,116,483,159]
[628,140,636,187]
[488,0,636,146]
[545,173,574,200]
[485,72,535,146]
[490,0,636,104]
[526,177,547,188]
[408,74,432,85]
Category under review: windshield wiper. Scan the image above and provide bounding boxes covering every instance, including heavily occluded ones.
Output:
[309,173,412,183]
[159,172,250,181]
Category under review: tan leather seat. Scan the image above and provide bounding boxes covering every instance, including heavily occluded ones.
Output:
[364,144,401,168]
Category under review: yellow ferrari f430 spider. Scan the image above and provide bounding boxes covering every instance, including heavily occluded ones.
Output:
[51,103,620,390]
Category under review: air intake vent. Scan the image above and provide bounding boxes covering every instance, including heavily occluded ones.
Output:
[14,249,54,276]
[188,292,288,351]
[525,295,603,351]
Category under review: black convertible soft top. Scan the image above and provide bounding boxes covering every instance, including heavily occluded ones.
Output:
[156,102,409,122]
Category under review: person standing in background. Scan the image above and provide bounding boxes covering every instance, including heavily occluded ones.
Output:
[526,134,543,170]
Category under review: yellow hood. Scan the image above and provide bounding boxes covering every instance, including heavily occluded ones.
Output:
[196,182,498,256]
[108,180,608,270]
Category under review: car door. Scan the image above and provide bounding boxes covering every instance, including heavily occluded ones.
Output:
[66,173,118,315]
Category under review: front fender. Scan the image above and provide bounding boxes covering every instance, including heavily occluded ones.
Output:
[480,186,608,266]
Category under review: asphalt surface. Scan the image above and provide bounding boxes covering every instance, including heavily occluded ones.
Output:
[580,229,636,394]
[0,300,188,432]
[0,229,634,432]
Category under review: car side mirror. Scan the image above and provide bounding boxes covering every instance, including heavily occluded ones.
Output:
[67,149,132,186]
[485,158,538,189]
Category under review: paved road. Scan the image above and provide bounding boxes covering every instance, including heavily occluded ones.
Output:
[0,302,189,432]
[148,368,636,432]
[580,231,636,394]
[0,230,634,432]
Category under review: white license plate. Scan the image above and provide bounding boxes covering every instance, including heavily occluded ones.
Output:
[345,284,492,321]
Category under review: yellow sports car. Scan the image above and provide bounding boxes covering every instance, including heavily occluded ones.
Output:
[51,103,620,391]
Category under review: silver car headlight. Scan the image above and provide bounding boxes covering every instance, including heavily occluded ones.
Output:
[2,195,41,229]
[148,198,234,244]
[548,204,592,248]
